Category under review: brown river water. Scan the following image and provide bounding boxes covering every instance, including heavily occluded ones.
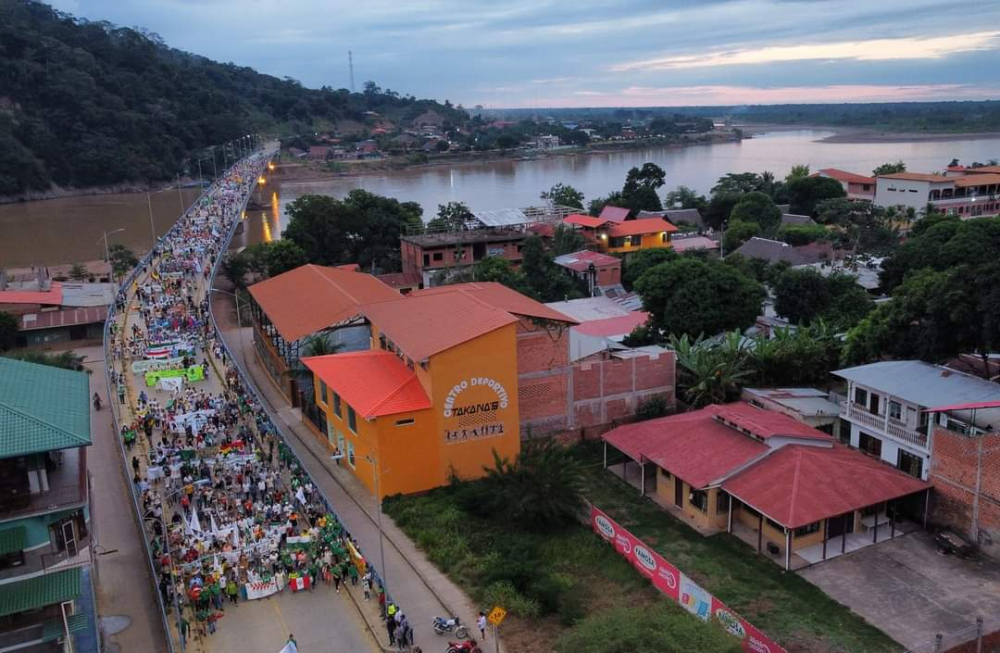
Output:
[3,130,999,268]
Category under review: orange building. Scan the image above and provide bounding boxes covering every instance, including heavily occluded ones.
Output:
[562,215,677,257]
[304,289,525,497]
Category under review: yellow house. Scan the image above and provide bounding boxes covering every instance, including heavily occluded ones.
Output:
[304,290,522,498]
[601,217,677,256]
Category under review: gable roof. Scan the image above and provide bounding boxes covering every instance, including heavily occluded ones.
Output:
[361,292,519,361]
[713,402,832,441]
[411,282,576,324]
[573,312,649,338]
[817,168,875,185]
[303,351,432,419]
[781,213,815,226]
[732,237,829,265]
[603,405,769,488]
[248,264,400,342]
[553,250,620,273]
[878,172,951,183]
[722,443,929,528]
[598,205,631,223]
[658,208,704,227]
[607,218,677,238]
[0,357,91,458]
[0,283,63,306]
[564,214,608,229]
[672,236,719,253]
[954,173,1000,188]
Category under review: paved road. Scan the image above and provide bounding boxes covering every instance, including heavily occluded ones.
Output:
[81,344,168,653]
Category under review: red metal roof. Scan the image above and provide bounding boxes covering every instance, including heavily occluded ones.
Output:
[574,312,649,338]
[0,284,63,306]
[925,400,1000,413]
[672,236,719,253]
[303,351,431,419]
[818,168,875,185]
[411,282,576,324]
[554,250,621,273]
[564,214,608,229]
[248,265,400,342]
[375,271,422,289]
[607,218,678,238]
[603,405,769,488]
[714,402,832,441]
[599,206,631,223]
[361,291,519,361]
[723,444,929,528]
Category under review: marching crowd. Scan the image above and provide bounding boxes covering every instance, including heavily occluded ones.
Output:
[104,153,408,651]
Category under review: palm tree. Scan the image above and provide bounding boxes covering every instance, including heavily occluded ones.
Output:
[670,331,752,408]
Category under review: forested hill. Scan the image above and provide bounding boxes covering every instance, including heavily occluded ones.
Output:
[0,0,468,197]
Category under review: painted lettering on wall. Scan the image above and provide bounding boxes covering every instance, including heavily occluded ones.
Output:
[443,377,509,418]
[445,423,505,443]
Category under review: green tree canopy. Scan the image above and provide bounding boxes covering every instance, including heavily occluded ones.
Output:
[550,225,587,256]
[785,164,810,182]
[784,176,846,216]
[540,183,585,210]
[634,257,765,338]
[107,244,138,277]
[427,201,473,231]
[519,236,583,302]
[729,191,782,233]
[872,161,906,176]
[262,239,308,277]
[773,268,873,328]
[702,193,741,230]
[622,247,677,288]
[621,163,666,212]
[721,220,760,253]
[664,185,706,211]
[283,190,423,273]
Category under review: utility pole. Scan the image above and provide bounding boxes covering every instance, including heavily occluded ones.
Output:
[348,50,356,93]
[146,193,156,246]
[196,158,203,188]
[211,147,218,179]
[176,173,184,213]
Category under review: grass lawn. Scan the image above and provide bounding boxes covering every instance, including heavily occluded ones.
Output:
[577,442,902,653]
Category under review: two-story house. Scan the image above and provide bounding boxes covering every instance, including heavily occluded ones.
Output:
[0,357,97,653]
[834,360,1000,481]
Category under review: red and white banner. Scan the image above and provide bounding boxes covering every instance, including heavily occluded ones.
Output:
[590,505,786,653]
[288,575,310,592]
[245,577,281,600]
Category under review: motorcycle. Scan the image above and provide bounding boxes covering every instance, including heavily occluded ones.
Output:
[446,639,482,653]
[93,394,102,411]
[433,616,468,638]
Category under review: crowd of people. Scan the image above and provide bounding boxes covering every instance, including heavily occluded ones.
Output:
[103,152,401,651]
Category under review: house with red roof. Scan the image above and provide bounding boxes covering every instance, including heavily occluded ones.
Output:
[603,402,929,569]
[816,168,875,201]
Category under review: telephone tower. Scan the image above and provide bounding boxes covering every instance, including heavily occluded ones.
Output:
[348,51,356,93]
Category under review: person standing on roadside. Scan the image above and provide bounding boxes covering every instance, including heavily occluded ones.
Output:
[478,611,487,640]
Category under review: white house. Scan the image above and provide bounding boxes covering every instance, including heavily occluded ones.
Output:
[833,360,1000,481]
[874,173,953,214]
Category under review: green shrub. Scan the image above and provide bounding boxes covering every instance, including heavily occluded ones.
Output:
[634,394,669,421]
[482,581,540,619]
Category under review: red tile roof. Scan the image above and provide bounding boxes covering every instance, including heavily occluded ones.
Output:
[361,291,519,361]
[411,282,576,324]
[603,405,769,488]
[878,172,951,183]
[954,173,1000,187]
[607,218,678,238]
[564,214,608,229]
[375,271,422,289]
[599,206,631,223]
[248,265,400,342]
[722,444,929,528]
[817,168,875,185]
[574,312,649,338]
[303,351,431,419]
[714,402,832,441]
[554,250,621,273]
[0,284,63,306]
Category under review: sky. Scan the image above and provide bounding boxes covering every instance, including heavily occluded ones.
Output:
[49,0,1000,108]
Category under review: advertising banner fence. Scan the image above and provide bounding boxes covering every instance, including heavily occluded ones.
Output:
[590,505,787,653]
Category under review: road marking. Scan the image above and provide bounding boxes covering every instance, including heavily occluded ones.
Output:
[270,598,291,635]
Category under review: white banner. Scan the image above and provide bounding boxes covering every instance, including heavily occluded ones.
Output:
[132,357,186,373]
[246,574,284,600]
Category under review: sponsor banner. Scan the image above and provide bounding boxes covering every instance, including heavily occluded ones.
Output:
[245,576,282,600]
[711,596,787,653]
[131,356,186,373]
[590,505,787,653]
[590,505,679,601]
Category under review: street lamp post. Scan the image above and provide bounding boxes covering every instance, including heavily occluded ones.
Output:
[211,147,218,180]
[146,194,157,246]
[210,288,246,367]
[99,228,126,285]
[364,454,390,599]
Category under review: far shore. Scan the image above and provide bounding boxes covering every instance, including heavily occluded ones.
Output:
[740,122,1000,144]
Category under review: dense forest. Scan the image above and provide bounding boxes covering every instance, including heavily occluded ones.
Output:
[493,101,1000,133]
[0,0,468,197]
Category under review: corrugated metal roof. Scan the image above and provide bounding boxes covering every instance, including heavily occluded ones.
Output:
[59,283,116,307]
[0,526,26,556]
[598,206,630,223]
[248,265,400,342]
[412,282,576,324]
[472,208,529,227]
[834,361,1000,409]
[20,306,108,331]
[0,568,81,617]
[0,357,91,457]
[545,296,632,322]
[563,214,608,229]
[304,351,432,418]
[573,312,649,338]
[607,218,677,238]
[0,284,63,306]
[553,250,620,272]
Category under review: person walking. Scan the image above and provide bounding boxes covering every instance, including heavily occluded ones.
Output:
[362,571,372,601]
[478,611,487,640]
[226,577,239,605]
[386,614,397,646]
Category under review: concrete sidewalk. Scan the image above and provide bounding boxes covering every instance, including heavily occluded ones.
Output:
[210,289,501,653]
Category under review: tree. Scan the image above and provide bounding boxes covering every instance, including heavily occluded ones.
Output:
[68,263,89,281]
[540,183,585,210]
[471,257,529,294]
[621,163,666,212]
[721,220,760,253]
[519,236,582,302]
[702,193,741,230]
[563,130,590,147]
[263,240,308,277]
[777,223,827,246]
[669,332,753,408]
[784,176,846,216]
[774,268,873,328]
[622,248,676,288]
[634,394,670,421]
[283,190,423,273]
[550,225,586,256]
[786,164,810,183]
[427,201,473,231]
[221,251,251,289]
[634,257,765,338]
[107,244,138,277]
[664,185,706,211]
[588,192,624,217]
[712,172,762,196]
[3,350,86,370]
[872,161,906,176]
[749,322,843,387]
[0,311,18,352]
[495,134,519,150]
[729,191,782,233]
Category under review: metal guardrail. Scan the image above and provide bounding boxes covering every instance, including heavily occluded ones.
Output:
[902,615,994,653]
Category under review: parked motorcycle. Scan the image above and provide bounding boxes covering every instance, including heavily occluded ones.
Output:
[446,639,482,653]
[433,616,468,638]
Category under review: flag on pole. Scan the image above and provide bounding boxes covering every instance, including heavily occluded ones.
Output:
[279,642,298,653]
[288,575,310,592]
[188,506,202,533]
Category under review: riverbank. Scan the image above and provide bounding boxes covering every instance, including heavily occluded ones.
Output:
[275,131,739,185]
[740,123,1000,144]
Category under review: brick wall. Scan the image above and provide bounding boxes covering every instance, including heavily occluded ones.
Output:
[943,627,1000,653]
[929,427,1000,559]
[517,320,572,434]
[570,350,676,429]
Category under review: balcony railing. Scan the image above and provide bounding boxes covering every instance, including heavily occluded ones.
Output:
[841,402,929,448]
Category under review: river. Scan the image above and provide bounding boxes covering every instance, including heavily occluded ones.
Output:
[4,129,1000,265]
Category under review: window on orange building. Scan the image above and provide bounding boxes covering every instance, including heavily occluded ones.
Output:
[333,392,342,418]
[348,406,357,432]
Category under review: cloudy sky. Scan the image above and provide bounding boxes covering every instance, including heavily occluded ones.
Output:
[50,0,1000,108]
